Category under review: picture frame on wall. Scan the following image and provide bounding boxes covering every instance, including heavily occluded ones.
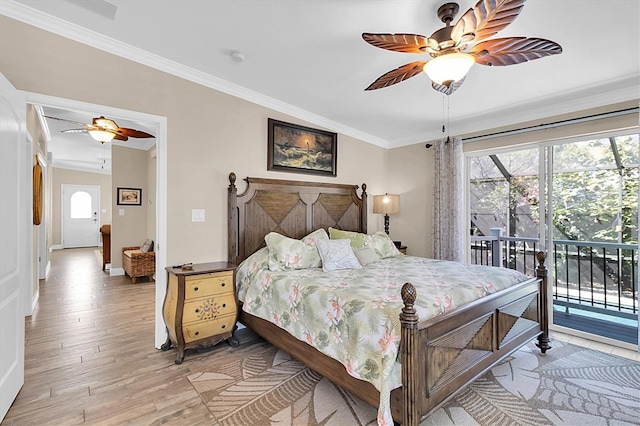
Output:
[267,118,337,177]
[117,187,142,206]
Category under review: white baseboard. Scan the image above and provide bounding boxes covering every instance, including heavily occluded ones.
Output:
[45,260,50,279]
[50,244,62,250]
[110,267,125,276]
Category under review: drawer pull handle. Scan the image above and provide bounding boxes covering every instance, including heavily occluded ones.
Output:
[195,309,200,313]
[222,303,226,308]
[194,287,199,291]
[221,283,226,287]
[221,325,226,329]
[195,331,199,336]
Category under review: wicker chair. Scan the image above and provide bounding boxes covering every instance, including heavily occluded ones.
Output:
[122,246,155,284]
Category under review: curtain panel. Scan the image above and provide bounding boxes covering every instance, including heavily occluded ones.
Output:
[432,136,465,261]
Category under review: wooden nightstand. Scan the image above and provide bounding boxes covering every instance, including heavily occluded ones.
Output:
[398,246,407,255]
[162,262,238,364]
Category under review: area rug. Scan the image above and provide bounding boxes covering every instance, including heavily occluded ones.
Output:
[187,340,640,425]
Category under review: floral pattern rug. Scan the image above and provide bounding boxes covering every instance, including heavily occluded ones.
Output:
[187,339,640,425]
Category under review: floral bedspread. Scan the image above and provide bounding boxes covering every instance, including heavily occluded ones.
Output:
[236,248,530,425]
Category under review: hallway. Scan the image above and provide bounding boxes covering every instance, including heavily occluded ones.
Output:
[3,248,234,424]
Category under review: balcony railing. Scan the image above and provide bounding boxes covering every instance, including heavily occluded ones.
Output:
[471,228,638,320]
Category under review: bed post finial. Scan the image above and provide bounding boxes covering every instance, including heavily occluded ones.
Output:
[400,282,419,426]
[229,172,236,187]
[361,183,368,233]
[535,251,551,353]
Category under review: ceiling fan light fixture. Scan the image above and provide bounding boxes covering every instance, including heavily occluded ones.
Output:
[424,52,475,86]
[88,129,116,143]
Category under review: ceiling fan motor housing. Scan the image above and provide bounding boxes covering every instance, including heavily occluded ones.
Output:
[437,3,459,23]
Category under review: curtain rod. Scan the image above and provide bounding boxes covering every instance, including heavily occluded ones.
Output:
[458,107,639,144]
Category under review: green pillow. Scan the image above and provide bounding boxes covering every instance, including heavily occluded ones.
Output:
[363,231,401,259]
[265,229,329,271]
[328,227,365,249]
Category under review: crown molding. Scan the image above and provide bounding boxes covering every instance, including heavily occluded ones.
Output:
[1,0,391,148]
[388,74,640,148]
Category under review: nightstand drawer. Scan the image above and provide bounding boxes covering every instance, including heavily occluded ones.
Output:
[185,272,233,299]
[182,314,236,343]
[182,293,236,323]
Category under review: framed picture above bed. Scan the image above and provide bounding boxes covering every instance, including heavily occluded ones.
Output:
[267,118,337,177]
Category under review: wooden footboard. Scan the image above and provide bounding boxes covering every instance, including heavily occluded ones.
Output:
[397,252,549,425]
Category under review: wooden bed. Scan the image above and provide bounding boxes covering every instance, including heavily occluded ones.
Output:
[227,173,550,426]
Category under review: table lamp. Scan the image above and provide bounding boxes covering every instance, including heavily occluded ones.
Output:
[373,194,400,244]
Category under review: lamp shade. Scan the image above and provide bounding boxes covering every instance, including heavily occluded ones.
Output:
[424,52,475,85]
[88,129,116,143]
[373,194,400,215]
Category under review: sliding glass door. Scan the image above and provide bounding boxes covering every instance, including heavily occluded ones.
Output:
[467,132,639,347]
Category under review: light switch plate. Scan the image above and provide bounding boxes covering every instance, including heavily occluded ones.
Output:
[119,209,125,216]
[192,209,205,222]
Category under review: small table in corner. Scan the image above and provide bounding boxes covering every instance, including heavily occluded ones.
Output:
[398,246,407,255]
[162,261,239,364]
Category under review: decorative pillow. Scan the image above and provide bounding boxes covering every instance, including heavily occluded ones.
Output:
[363,232,401,259]
[140,238,154,253]
[315,238,362,272]
[328,227,365,249]
[265,229,328,271]
[353,248,381,266]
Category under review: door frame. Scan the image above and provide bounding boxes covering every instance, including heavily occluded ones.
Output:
[23,91,168,348]
[61,184,101,248]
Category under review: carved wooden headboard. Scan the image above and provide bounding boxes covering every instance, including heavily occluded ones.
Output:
[227,172,367,265]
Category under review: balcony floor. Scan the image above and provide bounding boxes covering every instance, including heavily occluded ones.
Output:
[553,304,638,345]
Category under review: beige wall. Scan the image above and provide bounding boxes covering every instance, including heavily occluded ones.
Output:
[0,16,389,267]
[387,143,433,258]
[111,145,150,269]
[51,168,111,247]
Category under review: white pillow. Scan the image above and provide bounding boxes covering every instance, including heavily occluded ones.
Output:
[316,238,362,272]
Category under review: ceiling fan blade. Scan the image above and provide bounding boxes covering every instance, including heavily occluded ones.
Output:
[431,77,466,96]
[113,133,128,142]
[471,37,562,66]
[365,61,427,91]
[60,128,90,134]
[362,33,429,53]
[45,116,91,128]
[451,0,526,45]
[115,128,155,138]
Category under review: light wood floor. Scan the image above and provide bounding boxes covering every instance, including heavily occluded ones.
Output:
[3,247,260,425]
[4,248,639,424]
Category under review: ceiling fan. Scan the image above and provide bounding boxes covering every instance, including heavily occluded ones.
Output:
[362,0,562,95]
[45,115,155,143]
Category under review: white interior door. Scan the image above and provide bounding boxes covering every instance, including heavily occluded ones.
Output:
[0,74,26,420]
[62,185,100,248]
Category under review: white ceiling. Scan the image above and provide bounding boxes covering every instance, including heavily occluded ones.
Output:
[4,0,639,174]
